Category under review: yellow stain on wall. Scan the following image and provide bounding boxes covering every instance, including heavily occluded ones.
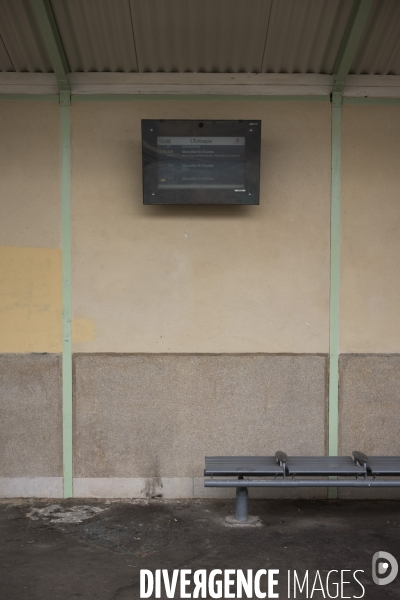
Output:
[0,246,62,352]
[72,318,95,343]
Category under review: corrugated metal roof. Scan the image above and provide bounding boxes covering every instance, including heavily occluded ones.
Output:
[130,0,273,73]
[50,0,138,72]
[0,0,399,79]
[350,0,400,75]
[0,0,52,72]
[262,0,354,74]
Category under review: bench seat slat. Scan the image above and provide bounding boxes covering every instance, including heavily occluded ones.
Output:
[205,456,283,476]
[366,457,400,476]
[286,456,365,476]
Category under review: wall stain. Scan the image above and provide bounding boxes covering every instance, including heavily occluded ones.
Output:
[142,477,163,499]
[0,246,62,352]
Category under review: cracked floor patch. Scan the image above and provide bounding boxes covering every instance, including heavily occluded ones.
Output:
[26,504,106,524]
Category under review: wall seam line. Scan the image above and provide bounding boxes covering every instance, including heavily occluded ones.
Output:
[1,94,399,105]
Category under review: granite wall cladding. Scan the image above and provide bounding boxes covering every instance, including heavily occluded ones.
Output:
[0,354,62,477]
[338,354,400,498]
[74,354,328,478]
[4,352,400,498]
[339,354,400,456]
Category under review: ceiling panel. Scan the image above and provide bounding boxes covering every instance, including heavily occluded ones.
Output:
[130,0,272,73]
[350,0,400,75]
[0,0,399,80]
[0,0,52,72]
[51,0,138,72]
[262,0,354,74]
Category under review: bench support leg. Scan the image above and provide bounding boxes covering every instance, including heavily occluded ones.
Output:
[225,487,259,526]
[235,487,248,522]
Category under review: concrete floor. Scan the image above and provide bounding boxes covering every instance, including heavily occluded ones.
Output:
[1,498,400,599]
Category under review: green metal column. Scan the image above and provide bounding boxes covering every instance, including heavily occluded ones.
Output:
[31,0,73,497]
[332,0,374,95]
[327,0,373,499]
[61,104,73,498]
[328,93,342,499]
[31,0,70,97]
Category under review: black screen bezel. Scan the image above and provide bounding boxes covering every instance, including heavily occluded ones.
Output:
[142,119,261,205]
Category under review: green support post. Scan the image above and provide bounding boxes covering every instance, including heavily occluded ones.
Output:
[31,0,70,97]
[328,93,342,499]
[61,105,73,498]
[327,0,373,499]
[31,0,72,497]
[332,0,374,95]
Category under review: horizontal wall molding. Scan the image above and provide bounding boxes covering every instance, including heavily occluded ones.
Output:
[72,352,329,357]
[0,477,326,499]
[343,98,400,105]
[0,94,59,102]
[1,73,399,99]
[74,477,194,499]
[68,73,400,99]
[344,75,400,98]
[2,476,399,500]
[0,73,58,94]
[74,478,327,499]
[71,94,330,103]
[68,72,333,96]
[0,477,63,498]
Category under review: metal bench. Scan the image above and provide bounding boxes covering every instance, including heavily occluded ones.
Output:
[365,456,400,477]
[204,451,400,523]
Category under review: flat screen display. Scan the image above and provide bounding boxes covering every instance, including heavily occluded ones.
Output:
[142,120,261,205]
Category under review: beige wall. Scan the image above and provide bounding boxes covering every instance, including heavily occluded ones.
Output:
[0,102,61,249]
[0,102,62,352]
[71,101,331,353]
[0,246,62,353]
[2,101,399,356]
[2,99,400,497]
[341,106,400,353]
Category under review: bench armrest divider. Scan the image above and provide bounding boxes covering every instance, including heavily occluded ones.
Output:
[352,451,368,468]
[275,451,288,479]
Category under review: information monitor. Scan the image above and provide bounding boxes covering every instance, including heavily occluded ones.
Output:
[142,120,261,205]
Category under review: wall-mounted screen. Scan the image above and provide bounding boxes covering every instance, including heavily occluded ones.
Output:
[142,120,261,205]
